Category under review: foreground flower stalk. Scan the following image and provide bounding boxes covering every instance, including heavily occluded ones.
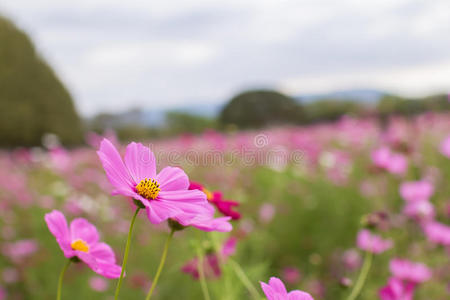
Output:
[145,228,175,300]
[228,258,260,299]
[114,206,142,300]
[56,260,71,300]
[197,245,211,300]
[347,251,372,300]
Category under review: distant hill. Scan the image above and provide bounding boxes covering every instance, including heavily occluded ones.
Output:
[0,15,82,147]
[297,89,385,103]
[89,90,387,129]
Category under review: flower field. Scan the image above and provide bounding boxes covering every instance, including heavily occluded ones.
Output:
[1,113,450,299]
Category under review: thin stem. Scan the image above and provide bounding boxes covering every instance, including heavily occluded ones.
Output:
[228,258,260,300]
[347,251,373,300]
[145,229,175,300]
[114,207,141,300]
[197,245,211,300]
[56,259,71,300]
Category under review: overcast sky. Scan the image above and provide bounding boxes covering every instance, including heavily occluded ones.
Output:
[1,0,450,116]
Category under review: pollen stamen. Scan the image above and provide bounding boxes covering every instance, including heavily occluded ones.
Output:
[136,178,161,200]
[71,239,89,252]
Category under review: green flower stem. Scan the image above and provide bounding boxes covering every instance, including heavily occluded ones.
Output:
[197,245,211,300]
[114,206,141,300]
[347,251,373,300]
[228,258,261,300]
[145,228,175,300]
[56,259,71,300]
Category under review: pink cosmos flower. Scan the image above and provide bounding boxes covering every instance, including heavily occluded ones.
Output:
[282,267,301,285]
[422,221,450,246]
[2,239,38,263]
[0,285,6,300]
[402,201,435,220]
[189,182,241,220]
[181,237,237,279]
[259,203,276,224]
[399,181,434,203]
[386,153,408,175]
[440,135,450,158]
[45,210,121,278]
[260,277,314,300]
[89,276,109,292]
[97,139,218,225]
[356,230,393,254]
[379,277,414,300]
[371,147,407,175]
[389,259,432,284]
[342,249,362,271]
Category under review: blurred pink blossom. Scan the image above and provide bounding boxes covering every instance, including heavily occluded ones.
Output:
[282,267,301,285]
[423,221,450,246]
[379,277,414,300]
[89,276,109,292]
[259,203,276,224]
[342,249,362,271]
[356,230,392,254]
[439,135,450,158]
[399,181,434,203]
[2,239,38,262]
[389,259,432,284]
[2,267,19,284]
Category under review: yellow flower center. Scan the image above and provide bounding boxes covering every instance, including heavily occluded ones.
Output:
[71,239,89,252]
[203,188,213,201]
[136,178,161,200]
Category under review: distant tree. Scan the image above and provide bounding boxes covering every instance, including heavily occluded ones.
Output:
[0,16,82,147]
[165,111,217,135]
[303,99,365,123]
[219,90,303,129]
[377,95,426,117]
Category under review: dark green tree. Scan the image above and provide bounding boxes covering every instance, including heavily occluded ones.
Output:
[219,90,303,129]
[0,16,82,147]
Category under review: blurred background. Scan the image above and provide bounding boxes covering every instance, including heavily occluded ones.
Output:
[1,1,450,299]
[0,0,449,144]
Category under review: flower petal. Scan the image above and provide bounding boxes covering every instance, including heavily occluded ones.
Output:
[124,142,156,183]
[70,218,100,245]
[156,167,189,191]
[45,210,74,257]
[269,277,288,295]
[145,201,183,224]
[260,282,276,299]
[288,291,314,300]
[77,252,98,270]
[90,242,116,264]
[97,138,134,192]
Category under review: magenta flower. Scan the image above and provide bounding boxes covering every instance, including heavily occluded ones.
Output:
[2,239,38,263]
[260,277,314,300]
[282,267,302,285]
[399,181,434,203]
[356,230,392,254]
[379,277,414,300]
[97,139,213,224]
[422,221,450,246]
[89,276,109,292]
[389,259,431,284]
[45,210,121,278]
[181,237,237,279]
[189,181,241,220]
[440,134,450,158]
[371,147,407,175]
[402,201,435,220]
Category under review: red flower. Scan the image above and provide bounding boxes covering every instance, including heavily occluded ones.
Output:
[189,182,241,220]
